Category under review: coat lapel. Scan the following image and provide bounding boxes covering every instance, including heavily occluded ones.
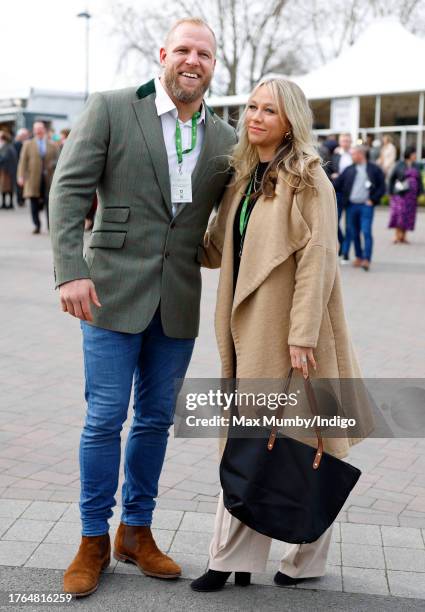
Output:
[132,87,172,215]
[233,177,312,313]
[220,176,312,317]
[192,109,218,195]
[215,175,312,377]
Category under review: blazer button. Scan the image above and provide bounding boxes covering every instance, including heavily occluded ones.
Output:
[164,251,170,259]
[170,221,176,229]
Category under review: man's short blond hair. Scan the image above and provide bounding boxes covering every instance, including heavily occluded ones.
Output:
[165,18,217,54]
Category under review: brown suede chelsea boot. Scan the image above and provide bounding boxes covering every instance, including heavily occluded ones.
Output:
[113,522,181,579]
[63,534,110,597]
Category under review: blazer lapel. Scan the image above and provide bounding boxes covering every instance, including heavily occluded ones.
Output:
[192,109,218,195]
[132,92,172,215]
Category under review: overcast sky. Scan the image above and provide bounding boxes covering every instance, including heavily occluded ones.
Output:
[1,0,154,96]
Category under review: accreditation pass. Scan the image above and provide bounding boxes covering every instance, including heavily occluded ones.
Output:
[171,172,192,204]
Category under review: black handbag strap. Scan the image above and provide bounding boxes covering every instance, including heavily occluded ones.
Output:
[267,368,324,470]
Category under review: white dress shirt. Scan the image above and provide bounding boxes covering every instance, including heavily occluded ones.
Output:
[154,77,205,215]
[338,151,352,174]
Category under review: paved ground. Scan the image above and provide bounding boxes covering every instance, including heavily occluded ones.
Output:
[0,204,425,609]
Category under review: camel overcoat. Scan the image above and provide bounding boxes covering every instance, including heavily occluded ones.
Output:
[17,139,58,198]
[202,164,374,459]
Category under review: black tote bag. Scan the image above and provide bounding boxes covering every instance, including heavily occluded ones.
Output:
[219,369,361,543]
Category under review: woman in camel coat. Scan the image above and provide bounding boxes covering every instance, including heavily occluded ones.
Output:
[191,77,373,593]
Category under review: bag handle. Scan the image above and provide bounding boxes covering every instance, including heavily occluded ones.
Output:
[267,367,324,470]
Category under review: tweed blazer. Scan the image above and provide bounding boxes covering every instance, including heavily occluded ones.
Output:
[49,80,237,337]
[202,165,374,458]
[17,139,58,198]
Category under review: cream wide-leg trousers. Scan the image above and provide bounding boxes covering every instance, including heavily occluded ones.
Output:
[208,490,333,576]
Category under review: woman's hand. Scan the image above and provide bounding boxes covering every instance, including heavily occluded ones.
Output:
[289,346,317,379]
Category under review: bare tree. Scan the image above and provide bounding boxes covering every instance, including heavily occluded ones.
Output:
[367,0,425,33]
[110,0,308,95]
[301,0,425,64]
[110,0,425,94]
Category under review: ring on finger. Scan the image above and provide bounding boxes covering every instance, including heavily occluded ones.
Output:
[301,357,307,363]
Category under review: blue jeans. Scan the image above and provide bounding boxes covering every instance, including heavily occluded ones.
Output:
[343,202,375,261]
[79,308,195,536]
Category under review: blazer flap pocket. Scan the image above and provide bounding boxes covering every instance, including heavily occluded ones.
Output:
[102,207,130,223]
[90,231,127,249]
[196,244,204,264]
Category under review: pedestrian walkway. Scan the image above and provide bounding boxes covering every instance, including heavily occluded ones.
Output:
[0,205,425,603]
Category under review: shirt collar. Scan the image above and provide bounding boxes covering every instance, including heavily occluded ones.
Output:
[154,76,205,124]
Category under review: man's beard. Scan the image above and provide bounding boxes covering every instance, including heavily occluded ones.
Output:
[163,66,211,103]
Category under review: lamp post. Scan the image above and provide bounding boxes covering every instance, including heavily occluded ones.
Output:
[77,9,92,100]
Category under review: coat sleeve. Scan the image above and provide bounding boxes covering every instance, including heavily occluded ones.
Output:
[333,166,347,193]
[388,164,398,196]
[17,141,29,181]
[288,168,338,348]
[200,182,237,269]
[49,92,110,288]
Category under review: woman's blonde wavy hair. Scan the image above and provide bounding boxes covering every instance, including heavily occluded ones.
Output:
[231,77,321,196]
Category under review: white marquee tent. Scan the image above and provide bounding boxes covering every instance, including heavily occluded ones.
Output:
[209,17,425,104]
[284,17,425,100]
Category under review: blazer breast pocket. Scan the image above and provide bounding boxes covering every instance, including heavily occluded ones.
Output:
[89,231,127,249]
[102,207,130,223]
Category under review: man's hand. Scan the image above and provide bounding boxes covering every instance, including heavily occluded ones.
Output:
[289,346,317,379]
[59,279,101,322]
[366,199,374,206]
[17,177,24,187]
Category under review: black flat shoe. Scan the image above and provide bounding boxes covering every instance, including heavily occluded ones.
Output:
[190,570,251,592]
[273,571,309,586]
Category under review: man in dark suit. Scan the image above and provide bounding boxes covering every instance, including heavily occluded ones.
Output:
[50,17,237,597]
[334,146,385,270]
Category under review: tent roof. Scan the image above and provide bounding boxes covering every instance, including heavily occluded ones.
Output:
[268,17,425,99]
[208,18,425,106]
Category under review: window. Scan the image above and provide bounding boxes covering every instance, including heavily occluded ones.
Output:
[360,96,376,128]
[310,99,330,129]
[380,93,419,127]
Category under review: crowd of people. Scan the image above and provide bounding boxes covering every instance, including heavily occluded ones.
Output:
[0,124,69,232]
[320,132,423,270]
[1,120,422,268]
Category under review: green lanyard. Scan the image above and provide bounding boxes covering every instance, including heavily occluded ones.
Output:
[175,112,201,166]
[239,177,254,236]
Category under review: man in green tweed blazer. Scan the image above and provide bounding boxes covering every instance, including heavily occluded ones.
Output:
[49,17,236,597]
